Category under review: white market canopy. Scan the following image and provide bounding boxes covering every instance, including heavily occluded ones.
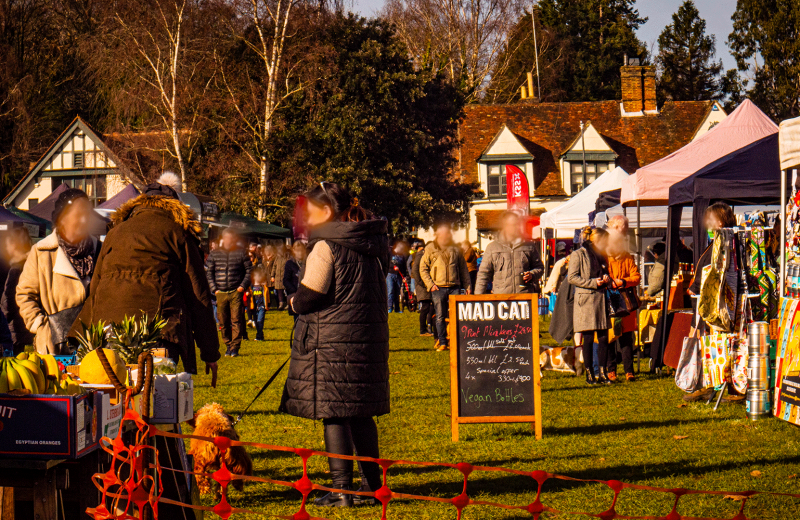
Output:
[540,166,629,232]
[779,115,800,171]
[620,99,778,207]
[600,204,692,229]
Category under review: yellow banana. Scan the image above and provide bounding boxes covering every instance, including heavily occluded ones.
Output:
[0,364,9,394]
[41,355,60,381]
[12,360,39,394]
[16,352,28,361]
[5,362,22,391]
[28,352,40,366]
[15,359,46,394]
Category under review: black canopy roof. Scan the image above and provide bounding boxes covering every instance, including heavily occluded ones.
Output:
[595,189,621,213]
[668,133,780,209]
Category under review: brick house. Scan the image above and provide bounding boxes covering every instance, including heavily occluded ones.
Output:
[429,63,727,246]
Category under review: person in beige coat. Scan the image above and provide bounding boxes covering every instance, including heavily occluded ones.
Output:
[16,189,98,354]
[271,247,289,310]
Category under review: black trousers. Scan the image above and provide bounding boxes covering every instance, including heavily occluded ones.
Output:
[581,329,609,374]
[322,417,382,492]
[608,331,635,375]
[419,299,434,334]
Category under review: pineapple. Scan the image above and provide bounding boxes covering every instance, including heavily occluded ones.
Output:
[108,314,166,364]
[75,321,109,362]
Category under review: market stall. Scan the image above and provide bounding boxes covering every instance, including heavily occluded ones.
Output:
[774,115,800,425]
[0,321,198,518]
[658,130,781,410]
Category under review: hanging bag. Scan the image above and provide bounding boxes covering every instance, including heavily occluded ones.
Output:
[699,230,735,332]
[675,313,703,392]
[606,281,641,318]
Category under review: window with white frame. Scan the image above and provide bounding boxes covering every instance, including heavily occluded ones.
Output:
[486,163,528,198]
[570,161,608,193]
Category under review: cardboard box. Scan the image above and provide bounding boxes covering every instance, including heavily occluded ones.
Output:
[100,392,124,440]
[0,392,102,459]
[150,373,194,424]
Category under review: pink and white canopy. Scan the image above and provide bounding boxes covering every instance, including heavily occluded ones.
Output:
[620,99,778,207]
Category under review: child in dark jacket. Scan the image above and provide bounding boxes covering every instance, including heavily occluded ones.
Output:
[251,268,268,340]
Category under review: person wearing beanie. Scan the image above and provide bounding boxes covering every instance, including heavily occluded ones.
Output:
[16,187,99,354]
[72,179,221,376]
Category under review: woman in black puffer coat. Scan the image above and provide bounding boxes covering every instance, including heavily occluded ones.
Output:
[280,182,389,508]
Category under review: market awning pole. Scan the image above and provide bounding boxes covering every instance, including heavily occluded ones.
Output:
[636,200,642,274]
[781,168,787,297]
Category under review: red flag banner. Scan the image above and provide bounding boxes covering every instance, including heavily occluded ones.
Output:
[506,164,530,215]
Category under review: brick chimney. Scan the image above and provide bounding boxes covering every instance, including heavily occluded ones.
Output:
[620,57,657,115]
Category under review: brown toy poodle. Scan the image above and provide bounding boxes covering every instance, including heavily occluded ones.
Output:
[189,403,253,496]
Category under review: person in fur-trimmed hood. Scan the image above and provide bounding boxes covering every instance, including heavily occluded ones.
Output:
[73,175,220,376]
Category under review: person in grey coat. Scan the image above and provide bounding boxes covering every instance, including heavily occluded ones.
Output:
[567,227,612,385]
[475,211,544,295]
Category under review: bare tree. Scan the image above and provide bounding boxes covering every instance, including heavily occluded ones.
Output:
[216,0,304,219]
[383,0,523,101]
[111,0,209,191]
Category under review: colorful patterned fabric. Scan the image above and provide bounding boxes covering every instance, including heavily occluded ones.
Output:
[750,227,778,321]
[701,332,734,387]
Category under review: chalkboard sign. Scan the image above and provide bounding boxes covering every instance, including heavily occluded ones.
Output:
[448,294,542,441]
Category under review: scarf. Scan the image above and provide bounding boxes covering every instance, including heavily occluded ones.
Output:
[57,234,96,279]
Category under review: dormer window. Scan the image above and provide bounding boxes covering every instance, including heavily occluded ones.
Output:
[487,164,507,196]
[477,124,534,201]
[560,121,617,195]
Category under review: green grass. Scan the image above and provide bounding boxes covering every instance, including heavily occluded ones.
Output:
[191,312,800,519]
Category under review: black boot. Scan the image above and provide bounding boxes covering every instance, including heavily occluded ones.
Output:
[314,485,354,508]
[352,484,378,506]
[585,371,597,385]
[597,368,612,385]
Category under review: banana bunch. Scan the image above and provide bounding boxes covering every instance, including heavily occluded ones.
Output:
[1,352,81,395]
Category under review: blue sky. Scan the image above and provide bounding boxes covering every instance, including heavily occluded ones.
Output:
[349,0,739,70]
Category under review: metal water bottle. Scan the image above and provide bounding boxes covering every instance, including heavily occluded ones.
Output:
[746,322,770,420]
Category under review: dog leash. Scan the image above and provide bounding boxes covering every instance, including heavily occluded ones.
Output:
[233,356,289,426]
[233,322,295,426]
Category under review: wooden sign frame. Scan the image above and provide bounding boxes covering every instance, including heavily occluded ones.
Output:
[448,294,542,442]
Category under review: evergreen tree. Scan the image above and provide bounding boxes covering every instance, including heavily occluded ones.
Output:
[485,9,570,103]
[729,0,800,120]
[269,14,476,232]
[537,0,648,102]
[656,0,723,101]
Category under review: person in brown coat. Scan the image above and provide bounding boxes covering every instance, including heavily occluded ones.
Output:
[271,247,288,310]
[73,182,220,376]
[262,245,277,309]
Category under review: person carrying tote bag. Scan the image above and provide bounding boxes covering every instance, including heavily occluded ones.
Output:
[567,227,613,385]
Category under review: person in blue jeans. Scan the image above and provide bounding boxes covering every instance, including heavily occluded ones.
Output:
[251,268,268,341]
[419,224,471,352]
[387,248,407,313]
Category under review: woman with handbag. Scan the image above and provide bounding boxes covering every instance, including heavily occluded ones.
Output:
[606,215,641,382]
[567,227,613,385]
[16,188,99,354]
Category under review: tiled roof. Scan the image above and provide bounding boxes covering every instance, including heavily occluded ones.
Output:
[460,100,714,197]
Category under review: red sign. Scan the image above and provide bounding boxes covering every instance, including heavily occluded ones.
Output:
[506,165,529,215]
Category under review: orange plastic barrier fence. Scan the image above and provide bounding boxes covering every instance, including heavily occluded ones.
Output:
[87,406,800,520]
